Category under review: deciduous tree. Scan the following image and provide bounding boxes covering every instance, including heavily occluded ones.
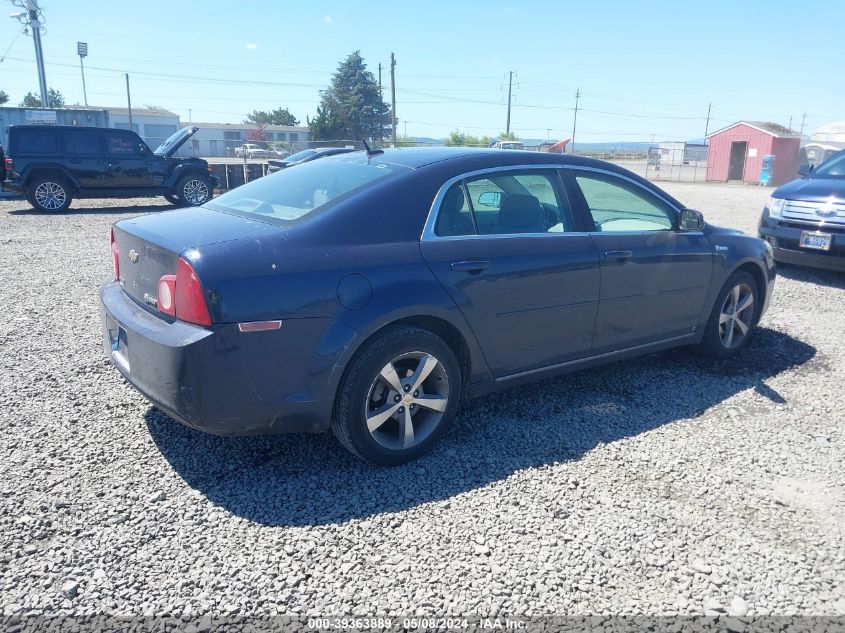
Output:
[244,107,299,126]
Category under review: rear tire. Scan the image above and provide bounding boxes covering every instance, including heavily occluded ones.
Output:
[176,175,212,207]
[28,174,72,213]
[696,270,759,358]
[163,193,182,207]
[331,326,462,466]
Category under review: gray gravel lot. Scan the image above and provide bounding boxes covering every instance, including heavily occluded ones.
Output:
[1,182,843,622]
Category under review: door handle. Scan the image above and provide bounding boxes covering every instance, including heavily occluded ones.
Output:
[451,259,491,272]
[603,250,633,260]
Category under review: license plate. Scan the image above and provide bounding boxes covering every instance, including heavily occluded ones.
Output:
[799,231,832,251]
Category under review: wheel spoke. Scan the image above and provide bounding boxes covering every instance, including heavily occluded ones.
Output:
[719,311,731,324]
[378,362,404,393]
[409,354,438,391]
[731,285,740,310]
[366,401,401,432]
[736,293,754,314]
[725,321,734,347]
[402,407,415,448]
[735,318,749,335]
[414,394,447,412]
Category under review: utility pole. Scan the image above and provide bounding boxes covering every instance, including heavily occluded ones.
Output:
[506,71,513,135]
[77,42,88,108]
[788,115,793,132]
[703,102,712,138]
[799,112,807,136]
[125,74,133,130]
[390,52,397,147]
[23,0,48,107]
[571,87,580,155]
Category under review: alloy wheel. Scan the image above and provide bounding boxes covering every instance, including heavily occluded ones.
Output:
[364,351,450,451]
[182,179,209,205]
[34,181,67,210]
[719,282,754,348]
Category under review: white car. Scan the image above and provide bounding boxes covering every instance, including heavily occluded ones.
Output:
[234,144,271,159]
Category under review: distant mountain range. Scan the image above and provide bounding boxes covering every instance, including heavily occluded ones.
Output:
[411,137,707,149]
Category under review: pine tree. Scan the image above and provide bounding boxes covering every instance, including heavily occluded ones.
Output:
[309,51,390,141]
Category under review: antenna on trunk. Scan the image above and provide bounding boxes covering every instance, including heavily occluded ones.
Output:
[361,139,383,157]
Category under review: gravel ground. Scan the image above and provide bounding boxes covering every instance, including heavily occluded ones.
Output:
[1,183,843,624]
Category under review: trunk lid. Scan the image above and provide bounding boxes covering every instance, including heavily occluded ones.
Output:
[113,206,279,314]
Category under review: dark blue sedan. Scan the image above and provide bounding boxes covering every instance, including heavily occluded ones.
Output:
[101,148,775,465]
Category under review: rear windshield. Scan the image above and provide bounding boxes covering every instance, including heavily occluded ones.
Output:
[286,149,317,162]
[813,150,845,178]
[206,154,408,224]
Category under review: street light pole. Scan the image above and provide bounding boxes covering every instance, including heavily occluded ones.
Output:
[77,42,88,108]
[21,0,48,107]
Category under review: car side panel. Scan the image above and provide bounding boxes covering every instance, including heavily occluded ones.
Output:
[699,226,776,327]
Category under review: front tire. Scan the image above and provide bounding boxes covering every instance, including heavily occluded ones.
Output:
[697,270,759,358]
[29,175,72,213]
[176,175,212,207]
[331,326,462,466]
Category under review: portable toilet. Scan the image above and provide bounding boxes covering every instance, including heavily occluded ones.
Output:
[759,154,775,186]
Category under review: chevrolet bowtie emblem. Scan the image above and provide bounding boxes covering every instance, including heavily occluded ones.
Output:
[128,249,139,263]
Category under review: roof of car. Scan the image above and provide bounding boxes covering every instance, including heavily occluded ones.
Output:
[329,146,608,171]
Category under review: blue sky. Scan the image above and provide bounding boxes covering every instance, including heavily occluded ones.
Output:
[1,0,842,143]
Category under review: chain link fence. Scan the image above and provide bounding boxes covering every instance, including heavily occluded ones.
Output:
[203,138,712,189]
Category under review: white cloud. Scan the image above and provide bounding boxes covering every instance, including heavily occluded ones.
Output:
[246,43,258,50]
[323,15,333,24]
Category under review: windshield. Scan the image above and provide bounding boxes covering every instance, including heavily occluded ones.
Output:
[153,128,191,155]
[207,154,407,224]
[286,149,318,162]
[812,150,845,178]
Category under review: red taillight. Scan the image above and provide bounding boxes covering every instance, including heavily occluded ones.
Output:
[3,157,12,172]
[110,227,120,281]
[157,274,176,317]
[174,257,211,326]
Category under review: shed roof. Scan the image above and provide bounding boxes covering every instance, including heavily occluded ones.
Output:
[706,120,799,139]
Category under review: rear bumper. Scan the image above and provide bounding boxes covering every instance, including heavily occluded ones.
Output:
[1,178,25,194]
[100,281,337,435]
[759,223,845,272]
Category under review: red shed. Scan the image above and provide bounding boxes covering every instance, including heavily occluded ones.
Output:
[706,121,800,186]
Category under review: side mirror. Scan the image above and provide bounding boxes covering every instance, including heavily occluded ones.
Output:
[477,191,501,208]
[798,163,814,177]
[679,208,705,232]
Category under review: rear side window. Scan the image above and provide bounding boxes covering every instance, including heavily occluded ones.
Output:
[64,131,101,156]
[16,131,58,155]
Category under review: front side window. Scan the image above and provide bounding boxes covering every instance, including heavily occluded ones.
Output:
[207,153,406,224]
[107,132,142,156]
[574,173,674,232]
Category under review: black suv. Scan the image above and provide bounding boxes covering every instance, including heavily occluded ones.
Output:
[758,149,845,272]
[1,125,220,212]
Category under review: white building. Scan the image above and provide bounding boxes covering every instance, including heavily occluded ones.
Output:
[183,122,310,157]
[102,107,181,151]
